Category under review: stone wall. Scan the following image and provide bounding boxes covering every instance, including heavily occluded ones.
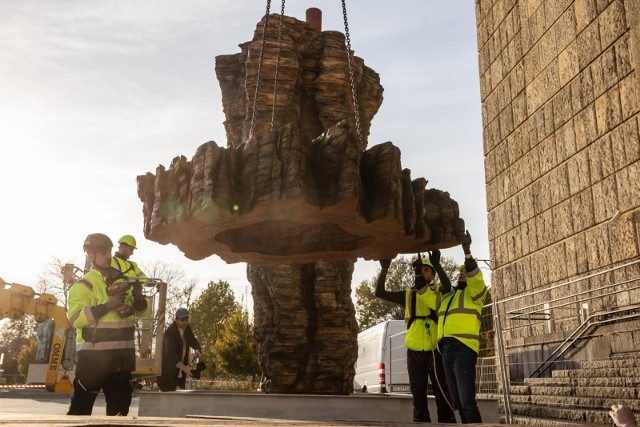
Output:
[476,0,640,359]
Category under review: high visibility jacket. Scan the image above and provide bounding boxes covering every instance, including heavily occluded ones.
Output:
[111,256,147,316]
[404,286,441,351]
[437,264,488,354]
[67,268,136,376]
[112,256,147,281]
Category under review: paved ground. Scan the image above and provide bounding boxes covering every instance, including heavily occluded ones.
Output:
[0,389,480,426]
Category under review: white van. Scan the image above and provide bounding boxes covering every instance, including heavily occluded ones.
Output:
[353,320,410,393]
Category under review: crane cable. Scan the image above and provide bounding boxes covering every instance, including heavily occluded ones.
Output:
[341,0,363,145]
[250,0,363,146]
[249,0,272,138]
[270,0,286,132]
[249,0,286,138]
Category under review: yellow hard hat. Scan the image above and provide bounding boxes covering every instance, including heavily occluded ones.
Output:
[422,258,435,273]
[118,235,137,249]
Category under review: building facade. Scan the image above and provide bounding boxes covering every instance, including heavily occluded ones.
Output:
[476,0,640,380]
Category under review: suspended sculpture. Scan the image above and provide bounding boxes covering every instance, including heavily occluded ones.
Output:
[137,6,465,394]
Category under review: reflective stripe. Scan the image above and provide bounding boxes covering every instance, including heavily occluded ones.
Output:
[91,319,135,329]
[77,340,135,351]
[82,325,134,343]
[467,266,480,276]
[78,279,93,290]
[472,286,487,302]
[452,333,480,340]
[84,307,96,323]
[446,307,482,319]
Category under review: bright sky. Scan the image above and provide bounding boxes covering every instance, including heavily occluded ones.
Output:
[0,1,489,309]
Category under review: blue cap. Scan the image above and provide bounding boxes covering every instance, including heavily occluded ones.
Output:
[176,307,189,319]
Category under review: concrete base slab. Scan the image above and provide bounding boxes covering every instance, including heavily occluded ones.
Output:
[139,391,500,424]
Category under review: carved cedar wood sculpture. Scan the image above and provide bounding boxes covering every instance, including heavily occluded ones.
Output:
[137,10,465,394]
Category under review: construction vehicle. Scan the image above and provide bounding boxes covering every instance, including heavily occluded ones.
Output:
[0,271,167,393]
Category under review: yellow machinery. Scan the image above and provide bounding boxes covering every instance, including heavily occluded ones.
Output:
[0,278,74,392]
[0,273,167,392]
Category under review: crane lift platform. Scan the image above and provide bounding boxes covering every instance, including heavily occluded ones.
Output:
[0,273,167,393]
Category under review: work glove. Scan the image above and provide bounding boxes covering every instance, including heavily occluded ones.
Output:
[462,230,472,255]
[178,363,192,377]
[429,249,441,265]
[414,275,427,290]
[132,281,144,300]
[610,405,638,427]
[411,254,423,277]
[379,259,391,270]
[105,292,126,311]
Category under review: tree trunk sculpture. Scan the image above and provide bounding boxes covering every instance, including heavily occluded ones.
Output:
[137,13,465,394]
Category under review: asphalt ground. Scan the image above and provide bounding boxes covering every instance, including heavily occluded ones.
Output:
[0,388,493,427]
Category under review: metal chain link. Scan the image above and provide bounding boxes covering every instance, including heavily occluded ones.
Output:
[249,0,272,138]
[341,0,363,145]
[270,0,286,131]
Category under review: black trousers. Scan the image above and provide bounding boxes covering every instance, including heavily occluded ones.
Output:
[407,349,457,423]
[67,371,132,416]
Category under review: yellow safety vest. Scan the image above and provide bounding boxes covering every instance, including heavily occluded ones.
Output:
[437,265,488,354]
[111,256,147,281]
[67,269,136,350]
[404,286,441,351]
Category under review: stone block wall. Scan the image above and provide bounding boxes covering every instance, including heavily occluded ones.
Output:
[476,0,640,357]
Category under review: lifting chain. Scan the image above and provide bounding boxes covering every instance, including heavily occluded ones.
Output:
[251,0,362,145]
[270,0,286,131]
[250,0,286,137]
[341,0,363,145]
[249,0,272,138]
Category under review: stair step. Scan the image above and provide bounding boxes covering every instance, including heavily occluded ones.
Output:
[580,358,640,369]
[525,376,640,387]
[502,414,594,426]
[553,366,640,378]
[510,385,531,395]
[507,394,640,411]
[510,403,615,424]
[525,384,637,399]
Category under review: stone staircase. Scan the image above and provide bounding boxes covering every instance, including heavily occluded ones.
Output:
[504,357,640,425]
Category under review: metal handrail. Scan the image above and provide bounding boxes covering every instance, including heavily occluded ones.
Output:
[505,277,640,318]
[529,304,640,378]
[498,259,640,305]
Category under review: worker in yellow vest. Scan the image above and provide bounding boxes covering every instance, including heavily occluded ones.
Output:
[376,251,456,423]
[112,234,147,282]
[437,231,488,423]
[67,233,147,415]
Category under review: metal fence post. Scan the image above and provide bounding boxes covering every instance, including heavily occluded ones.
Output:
[494,299,512,424]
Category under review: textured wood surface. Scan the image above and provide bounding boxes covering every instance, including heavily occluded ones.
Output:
[137,121,465,264]
[137,13,466,394]
[137,14,465,264]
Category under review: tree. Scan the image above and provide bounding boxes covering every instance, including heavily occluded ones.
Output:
[0,317,38,383]
[188,280,237,375]
[355,254,462,332]
[355,257,412,331]
[139,260,198,356]
[213,304,260,380]
[36,256,76,311]
[16,339,38,378]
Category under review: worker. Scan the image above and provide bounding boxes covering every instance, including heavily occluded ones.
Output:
[156,307,203,391]
[375,250,457,423]
[437,231,488,424]
[112,234,147,282]
[66,233,147,416]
